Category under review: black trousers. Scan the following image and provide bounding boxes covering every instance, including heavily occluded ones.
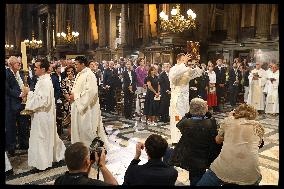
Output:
[17,114,30,149]
[56,103,63,136]
[5,111,17,151]
[106,88,116,111]
[124,90,135,118]
[229,85,239,106]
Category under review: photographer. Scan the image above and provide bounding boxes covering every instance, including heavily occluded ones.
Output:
[167,98,222,186]
[54,142,118,185]
[123,134,178,185]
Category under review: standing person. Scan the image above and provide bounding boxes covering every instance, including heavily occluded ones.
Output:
[144,67,160,126]
[123,61,137,119]
[61,65,76,140]
[135,57,148,115]
[213,59,226,112]
[188,62,200,104]
[198,64,209,101]
[69,56,109,149]
[207,65,217,111]
[247,62,267,113]
[228,62,242,108]
[23,59,66,171]
[159,63,171,123]
[5,56,28,156]
[169,53,203,145]
[103,61,119,112]
[50,64,63,137]
[264,63,279,115]
[243,65,251,103]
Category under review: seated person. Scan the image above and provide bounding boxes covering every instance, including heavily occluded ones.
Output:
[123,134,178,185]
[54,142,118,185]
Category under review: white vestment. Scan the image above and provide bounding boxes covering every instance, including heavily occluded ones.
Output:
[247,68,267,111]
[5,152,12,172]
[169,63,203,143]
[25,74,66,170]
[71,67,109,149]
[264,70,279,113]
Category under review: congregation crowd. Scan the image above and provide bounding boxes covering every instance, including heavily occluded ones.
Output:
[5,53,278,185]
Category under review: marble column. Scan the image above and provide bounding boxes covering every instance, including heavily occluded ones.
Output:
[14,4,23,51]
[143,4,151,46]
[226,4,241,41]
[255,4,271,39]
[98,4,106,48]
[109,4,117,49]
[6,5,15,46]
[46,13,52,51]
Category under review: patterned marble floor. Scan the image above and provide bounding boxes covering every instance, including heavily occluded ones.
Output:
[5,104,279,185]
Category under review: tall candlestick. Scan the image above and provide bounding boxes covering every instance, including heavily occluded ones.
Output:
[21,42,28,71]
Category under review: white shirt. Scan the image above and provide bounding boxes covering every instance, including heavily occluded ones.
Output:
[207,71,216,84]
[128,70,132,84]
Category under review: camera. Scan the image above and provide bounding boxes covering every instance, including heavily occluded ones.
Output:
[90,137,107,161]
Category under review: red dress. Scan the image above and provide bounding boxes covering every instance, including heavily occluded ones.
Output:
[207,85,217,107]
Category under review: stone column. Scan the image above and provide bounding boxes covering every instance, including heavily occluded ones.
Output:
[98,4,106,47]
[143,4,151,46]
[255,4,271,39]
[109,4,117,49]
[226,4,241,41]
[46,13,52,51]
[120,4,128,46]
[6,5,15,46]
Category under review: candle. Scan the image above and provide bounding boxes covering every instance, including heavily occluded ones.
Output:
[21,42,28,71]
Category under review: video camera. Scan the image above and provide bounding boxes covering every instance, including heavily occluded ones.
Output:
[90,137,107,161]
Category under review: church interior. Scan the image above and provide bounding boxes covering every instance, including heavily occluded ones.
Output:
[5,4,278,185]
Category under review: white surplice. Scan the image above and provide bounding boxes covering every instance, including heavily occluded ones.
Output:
[247,68,267,111]
[169,63,203,144]
[265,70,279,113]
[25,74,66,170]
[71,67,109,149]
[5,152,12,172]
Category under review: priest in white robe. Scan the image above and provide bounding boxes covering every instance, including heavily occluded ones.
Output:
[247,62,267,111]
[69,56,109,149]
[169,53,203,144]
[24,59,66,171]
[264,63,279,114]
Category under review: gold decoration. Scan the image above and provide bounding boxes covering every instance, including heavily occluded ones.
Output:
[23,31,42,49]
[159,4,196,33]
[57,20,79,44]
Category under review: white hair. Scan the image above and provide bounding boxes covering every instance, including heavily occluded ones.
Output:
[189,98,207,116]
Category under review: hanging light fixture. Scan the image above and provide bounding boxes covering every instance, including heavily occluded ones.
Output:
[23,31,43,49]
[159,4,196,33]
[57,20,79,44]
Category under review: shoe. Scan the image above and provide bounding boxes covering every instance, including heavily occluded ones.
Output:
[5,169,14,178]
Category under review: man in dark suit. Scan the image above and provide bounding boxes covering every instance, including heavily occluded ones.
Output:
[159,63,171,123]
[188,63,199,104]
[123,61,137,119]
[228,62,242,108]
[50,64,63,136]
[103,61,120,112]
[213,59,226,112]
[123,134,178,185]
[5,57,29,155]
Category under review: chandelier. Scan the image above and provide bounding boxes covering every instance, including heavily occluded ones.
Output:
[57,20,79,44]
[159,4,196,33]
[23,31,43,49]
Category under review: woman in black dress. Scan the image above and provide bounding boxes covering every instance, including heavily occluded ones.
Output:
[143,66,160,126]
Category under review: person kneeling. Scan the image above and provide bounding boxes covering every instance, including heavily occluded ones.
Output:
[54,142,118,185]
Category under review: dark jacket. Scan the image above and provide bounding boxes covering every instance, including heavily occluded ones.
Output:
[5,68,23,113]
[123,159,178,185]
[214,66,226,85]
[243,69,250,87]
[122,70,137,93]
[158,71,171,115]
[103,68,121,89]
[54,172,110,185]
[50,72,63,102]
[228,68,242,88]
[169,114,221,176]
